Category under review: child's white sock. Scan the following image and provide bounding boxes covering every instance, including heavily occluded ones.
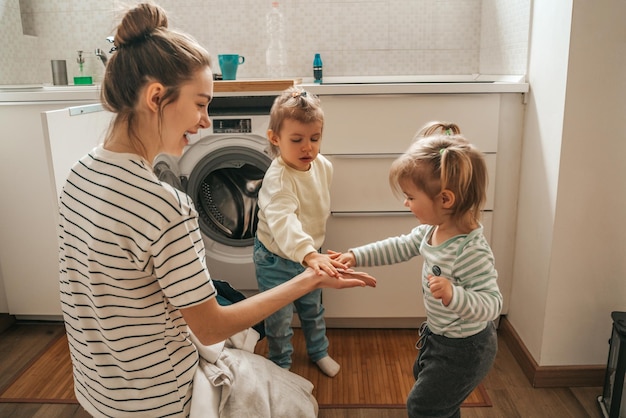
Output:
[316,355,340,377]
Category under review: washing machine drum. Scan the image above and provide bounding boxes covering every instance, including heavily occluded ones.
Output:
[198,166,262,241]
[185,145,271,248]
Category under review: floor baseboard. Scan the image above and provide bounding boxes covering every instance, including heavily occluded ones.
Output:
[499,316,605,388]
[0,314,15,334]
[324,317,424,329]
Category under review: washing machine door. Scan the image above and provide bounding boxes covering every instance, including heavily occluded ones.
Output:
[180,134,271,289]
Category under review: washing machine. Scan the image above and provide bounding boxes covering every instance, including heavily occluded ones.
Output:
[154,95,275,290]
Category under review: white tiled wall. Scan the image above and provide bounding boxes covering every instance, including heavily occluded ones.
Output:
[479,0,530,75]
[0,0,530,85]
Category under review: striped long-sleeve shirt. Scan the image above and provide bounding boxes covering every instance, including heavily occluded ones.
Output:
[350,224,502,338]
[58,146,216,417]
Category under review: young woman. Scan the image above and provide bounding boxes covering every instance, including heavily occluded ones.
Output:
[57,4,375,417]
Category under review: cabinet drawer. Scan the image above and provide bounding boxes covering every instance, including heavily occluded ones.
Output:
[322,212,493,318]
[327,154,496,212]
[321,94,500,154]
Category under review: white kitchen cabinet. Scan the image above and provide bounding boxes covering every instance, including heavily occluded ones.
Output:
[0,98,97,317]
[320,93,523,325]
[0,86,525,320]
[327,154,496,213]
[320,94,500,155]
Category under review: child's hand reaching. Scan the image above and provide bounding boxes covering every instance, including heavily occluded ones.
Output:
[327,249,356,268]
[304,252,347,277]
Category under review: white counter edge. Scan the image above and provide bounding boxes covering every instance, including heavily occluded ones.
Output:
[302,82,529,95]
[0,79,529,102]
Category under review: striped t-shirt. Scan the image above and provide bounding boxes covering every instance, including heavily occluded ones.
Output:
[350,223,502,338]
[58,146,216,417]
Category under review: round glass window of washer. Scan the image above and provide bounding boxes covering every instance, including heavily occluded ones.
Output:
[188,146,271,248]
[198,164,265,243]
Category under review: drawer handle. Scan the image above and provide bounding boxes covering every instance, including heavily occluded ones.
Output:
[69,103,104,116]
[331,210,492,217]
[330,211,412,217]
[325,153,401,159]
[326,152,496,157]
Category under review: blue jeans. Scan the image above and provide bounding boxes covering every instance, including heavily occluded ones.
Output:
[407,322,497,418]
[253,238,329,368]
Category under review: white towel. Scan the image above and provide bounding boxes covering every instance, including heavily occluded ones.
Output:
[190,328,318,418]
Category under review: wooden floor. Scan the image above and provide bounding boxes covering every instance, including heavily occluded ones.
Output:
[0,321,603,418]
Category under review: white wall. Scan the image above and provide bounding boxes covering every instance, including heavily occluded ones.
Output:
[507,0,570,365]
[508,0,626,366]
[0,0,40,83]
[0,0,529,85]
[479,0,530,75]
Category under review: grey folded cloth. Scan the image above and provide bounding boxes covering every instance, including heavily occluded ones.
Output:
[198,347,318,418]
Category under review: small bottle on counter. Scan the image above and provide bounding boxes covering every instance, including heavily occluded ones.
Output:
[313,53,323,84]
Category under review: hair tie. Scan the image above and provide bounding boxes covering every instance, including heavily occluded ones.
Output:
[445,128,452,135]
[291,90,307,98]
[439,148,446,155]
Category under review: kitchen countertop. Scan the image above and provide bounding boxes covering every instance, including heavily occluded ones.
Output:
[0,85,102,103]
[304,74,529,95]
[0,75,528,102]
[213,79,301,93]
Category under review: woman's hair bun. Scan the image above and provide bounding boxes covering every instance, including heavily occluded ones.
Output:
[114,3,168,48]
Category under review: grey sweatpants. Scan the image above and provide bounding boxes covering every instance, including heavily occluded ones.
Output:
[407,322,497,418]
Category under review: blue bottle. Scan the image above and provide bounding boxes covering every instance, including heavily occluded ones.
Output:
[313,53,323,83]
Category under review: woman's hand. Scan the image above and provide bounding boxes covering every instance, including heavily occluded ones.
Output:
[184,266,376,346]
[312,267,377,289]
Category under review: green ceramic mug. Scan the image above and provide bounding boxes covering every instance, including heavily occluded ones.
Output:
[218,54,245,80]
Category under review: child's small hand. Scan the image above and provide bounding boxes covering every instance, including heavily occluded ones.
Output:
[427,274,453,306]
[326,249,341,260]
[304,252,347,277]
[326,249,356,268]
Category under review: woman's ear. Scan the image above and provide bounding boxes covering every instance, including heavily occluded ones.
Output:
[440,189,456,209]
[144,82,166,113]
